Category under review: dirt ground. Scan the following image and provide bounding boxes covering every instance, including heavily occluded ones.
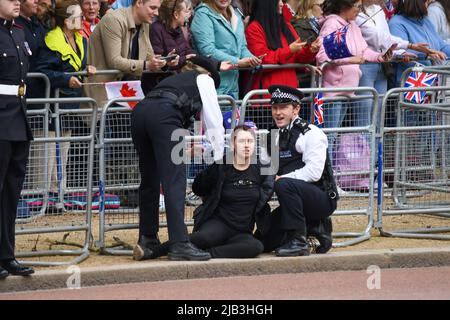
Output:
[15,202,450,271]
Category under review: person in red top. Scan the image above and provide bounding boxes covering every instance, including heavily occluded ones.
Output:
[245,0,321,94]
[80,0,101,39]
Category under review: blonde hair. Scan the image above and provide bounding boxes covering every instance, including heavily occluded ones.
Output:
[203,0,232,21]
[295,0,323,19]
[181,60,209,74]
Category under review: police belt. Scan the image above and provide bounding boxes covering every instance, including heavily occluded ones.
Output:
[0,84,26,97]
[147,90,183,107]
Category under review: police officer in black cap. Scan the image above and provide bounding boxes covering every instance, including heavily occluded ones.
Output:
[257,84,338,257]
[0,0,35,279]
[131,55,231,261]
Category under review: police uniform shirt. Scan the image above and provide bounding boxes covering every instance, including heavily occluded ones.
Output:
[196,74,225,161]
[278,116,328,182]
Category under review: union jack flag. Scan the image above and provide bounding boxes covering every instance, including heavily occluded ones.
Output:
[384,0,395,20]
[313,92,324,128]
[403,71,438,104]
[323,25,352,60]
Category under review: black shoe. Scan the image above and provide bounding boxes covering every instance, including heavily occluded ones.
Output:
[168,241,211,261]
[133,235,161,261]
[1,260,34,276]
[307,217,333,254]
[275,237,310,257]
[0,267,8,279]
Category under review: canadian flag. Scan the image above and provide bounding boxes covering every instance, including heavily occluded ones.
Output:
[104,81,144,109]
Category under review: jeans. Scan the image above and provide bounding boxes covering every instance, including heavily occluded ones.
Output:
[357,63,387,128]
[324,101,347,164]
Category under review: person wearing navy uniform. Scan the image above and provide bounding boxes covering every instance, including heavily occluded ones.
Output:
[0,0,35,279]
[131,56,229,261]
[256,84,338,257]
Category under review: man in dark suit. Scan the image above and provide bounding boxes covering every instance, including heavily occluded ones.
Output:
[0,0,35,279]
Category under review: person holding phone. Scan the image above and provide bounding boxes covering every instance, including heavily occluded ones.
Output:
[356,0,432,127]
[150,0,194,72]
[245,0,320,100]
[190,0,262,99]
[291,0,324,88]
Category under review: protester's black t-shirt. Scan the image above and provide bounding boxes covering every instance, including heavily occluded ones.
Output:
[215,165,261,233]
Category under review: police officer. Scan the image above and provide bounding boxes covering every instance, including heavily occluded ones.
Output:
[257,85,338,257]
[0,0,35,279]
[131,56,228,261]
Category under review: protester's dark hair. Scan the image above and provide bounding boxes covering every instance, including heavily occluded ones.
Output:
[49,0,81,29]
[436,0,450,27]
[321,0,358,15]
[159,0,187,27]
[396,0,427,19]
[249,0,296,50]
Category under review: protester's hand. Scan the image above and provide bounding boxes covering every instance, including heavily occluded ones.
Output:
[289,38,307,54]
[309,37,322,54]
[85,65,96,76]
[348,56,365,64]
[68,76,82,88]
[275,175,282,181]
[147,55,167,71]
[220,61,235,71]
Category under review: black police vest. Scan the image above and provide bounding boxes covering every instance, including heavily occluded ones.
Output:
[153,70,203,127]
[277,118,309,176]
[277,118,339,201]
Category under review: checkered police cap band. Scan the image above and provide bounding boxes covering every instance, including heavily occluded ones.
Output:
[270,88,301,105]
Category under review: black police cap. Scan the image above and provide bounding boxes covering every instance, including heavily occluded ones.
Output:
[188,55,221,89]
[268,85,304,105]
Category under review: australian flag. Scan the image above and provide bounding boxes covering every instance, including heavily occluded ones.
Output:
[403,71,438,104]
[313,92,324,128]
[323,25,352,60]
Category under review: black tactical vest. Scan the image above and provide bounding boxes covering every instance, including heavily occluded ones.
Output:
[277,118,339,201]
[152,70,204,128]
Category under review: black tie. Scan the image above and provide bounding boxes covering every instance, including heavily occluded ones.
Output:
[279,129,289,150]
[131,25,141,60]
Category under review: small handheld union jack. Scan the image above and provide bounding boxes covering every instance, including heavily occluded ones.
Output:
[313,92,324,128]
[403,68,438,104]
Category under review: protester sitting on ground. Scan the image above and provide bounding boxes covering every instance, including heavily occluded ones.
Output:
[245,0,321,95]
[150,0,195,72]
[425,0,450,44]
[388,0,450,86]
[133,125,274,260]
[80,0,101,39]
[190,0,262,99]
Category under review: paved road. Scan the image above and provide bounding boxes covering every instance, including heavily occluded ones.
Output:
[1,266,450,300]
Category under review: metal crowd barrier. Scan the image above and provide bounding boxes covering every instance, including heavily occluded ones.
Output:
[377,64,450,240]
[240,86,379,247]
[16,97,98,266]
[96,95,238,255]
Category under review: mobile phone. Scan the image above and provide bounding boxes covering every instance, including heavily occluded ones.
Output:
[306,36,316,45]
[160,54,178,61]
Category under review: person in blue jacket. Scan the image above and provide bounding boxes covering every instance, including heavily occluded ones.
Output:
[388,0,450,86]
[190,0,261,98]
